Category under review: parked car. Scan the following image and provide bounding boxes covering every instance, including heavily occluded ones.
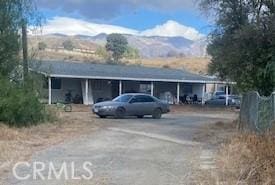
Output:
[92,93,170,119]
[205,95,241,107]
[213,91,226,98]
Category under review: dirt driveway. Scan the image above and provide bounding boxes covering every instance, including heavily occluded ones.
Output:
[6,109,237,185]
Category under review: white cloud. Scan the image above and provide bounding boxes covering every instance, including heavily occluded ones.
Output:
[38,17,138,36]
[35,17,204,41]
[141,20,204,40]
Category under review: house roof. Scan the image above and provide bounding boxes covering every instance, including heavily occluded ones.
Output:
[30,60,227,84]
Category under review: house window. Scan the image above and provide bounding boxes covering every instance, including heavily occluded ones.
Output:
[51,78,61,89]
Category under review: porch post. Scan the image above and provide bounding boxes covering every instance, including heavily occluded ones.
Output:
[151,82,154,96]
[177,82,180,104]
[226,85,229,106]
[214,83,218,92]
[85,79,89,105]
[201,84,205,105]
[119,80,122,95]
[48,77,51,105]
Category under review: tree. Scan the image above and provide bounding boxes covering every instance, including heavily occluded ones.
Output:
[38,42,47,50]
[105,33,128,62]
[200,0,275,96]
[0,1,47,126]
[123,46,140,59]
[62,40,74,51]
[0,0,40,78]
[95,46,109,59]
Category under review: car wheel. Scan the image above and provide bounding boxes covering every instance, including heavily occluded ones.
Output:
[99,115,106,118]
[137,115,144,119]
[152,108,162,119]
[115,107,125,119]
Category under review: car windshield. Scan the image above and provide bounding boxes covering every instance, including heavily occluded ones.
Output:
[113,95,133,102]
[215,91,225,96]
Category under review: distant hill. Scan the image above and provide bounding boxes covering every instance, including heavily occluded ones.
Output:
[28,33,210,74]
[29,33,207,58]
[74,33,207,58]
[29,34,100,51]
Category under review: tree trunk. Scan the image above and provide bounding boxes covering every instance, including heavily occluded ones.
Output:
[22,21,28,81]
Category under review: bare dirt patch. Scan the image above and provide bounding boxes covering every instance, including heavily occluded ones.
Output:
[193,120,238,147]
[0,105,101,182]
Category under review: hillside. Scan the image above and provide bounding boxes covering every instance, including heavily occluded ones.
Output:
[80,33,207,58]
[30,33,207,57]
[29,34,210,74]
[29,34,100,51]
[129,58,210,74]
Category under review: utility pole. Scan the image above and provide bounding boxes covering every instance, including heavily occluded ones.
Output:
[22,20,28,81]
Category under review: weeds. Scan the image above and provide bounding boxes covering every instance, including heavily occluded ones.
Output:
[199,133,275,185]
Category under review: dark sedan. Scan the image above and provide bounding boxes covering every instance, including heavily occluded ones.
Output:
[92,93,170,119]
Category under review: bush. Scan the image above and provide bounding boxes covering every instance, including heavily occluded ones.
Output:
[62,40,74,51]
[0,79,48,127]
[38,42,47,50]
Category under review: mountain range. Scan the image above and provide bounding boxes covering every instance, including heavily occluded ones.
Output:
[30,17,208,58]
[31,33,207,58]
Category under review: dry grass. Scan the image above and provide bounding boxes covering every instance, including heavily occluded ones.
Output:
[34,50,99,62]
[0,106,101,181]
[127,57,210,74]
[195,123,275,185]
[214,134,275,185]
[171,105,238,114]
[33,48,210,74]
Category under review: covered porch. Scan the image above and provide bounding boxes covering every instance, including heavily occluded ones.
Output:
[46,77,232,105]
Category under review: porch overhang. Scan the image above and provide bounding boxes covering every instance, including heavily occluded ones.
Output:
[35,71,236,85]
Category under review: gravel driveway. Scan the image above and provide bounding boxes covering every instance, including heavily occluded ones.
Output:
[7,112,236,185]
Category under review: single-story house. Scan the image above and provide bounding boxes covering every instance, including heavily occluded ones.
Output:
[30,60,233,105]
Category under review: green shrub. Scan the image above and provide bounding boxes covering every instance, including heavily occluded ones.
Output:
[0,79,48,127]
[38,42,47,51]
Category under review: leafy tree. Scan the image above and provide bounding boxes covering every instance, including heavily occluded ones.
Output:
[200,0,275,96]
[0,1,48,126]
[62,40,74,51]
[38,41,47,50]
[0,0,41,77]
[95,46,109,59]
[105,33,128,62]
[123,46,140,59]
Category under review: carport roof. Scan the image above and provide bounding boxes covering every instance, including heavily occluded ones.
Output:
[30,60,228,83]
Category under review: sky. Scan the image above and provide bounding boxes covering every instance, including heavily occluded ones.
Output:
[36,0,212,41]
